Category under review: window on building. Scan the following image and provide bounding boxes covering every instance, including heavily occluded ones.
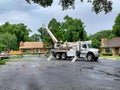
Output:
[23,49,27,52]
[35,48,39,53]
[105,48,111,52]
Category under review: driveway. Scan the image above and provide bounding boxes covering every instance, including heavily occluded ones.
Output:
[0,56,120,90]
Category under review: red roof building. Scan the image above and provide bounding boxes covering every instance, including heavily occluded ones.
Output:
[19,41,49,54]
[101,37,120,56]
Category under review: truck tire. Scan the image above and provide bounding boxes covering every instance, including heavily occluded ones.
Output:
[61,53,67,60]
[55,53,61,59]
[87,54,94,61]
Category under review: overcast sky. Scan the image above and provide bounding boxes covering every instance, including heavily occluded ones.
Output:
[0,0,120,36]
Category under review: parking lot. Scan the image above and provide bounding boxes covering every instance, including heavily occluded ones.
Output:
[0,56,120,90]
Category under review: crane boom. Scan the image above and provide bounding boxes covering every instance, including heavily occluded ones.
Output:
[46,27,58,43]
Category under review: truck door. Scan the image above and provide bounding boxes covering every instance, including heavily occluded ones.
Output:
[80,43,88,57]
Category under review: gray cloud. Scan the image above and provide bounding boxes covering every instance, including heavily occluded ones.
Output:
[0,0,119,36]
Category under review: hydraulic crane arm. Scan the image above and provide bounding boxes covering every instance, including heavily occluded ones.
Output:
[45,27,58,43]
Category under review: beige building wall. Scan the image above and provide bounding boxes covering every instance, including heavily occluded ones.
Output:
[112,48,115,56]
[119,48,120,54]
[101,48,105,53]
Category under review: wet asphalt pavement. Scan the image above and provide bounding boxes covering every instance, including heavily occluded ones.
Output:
[0,56,120,90]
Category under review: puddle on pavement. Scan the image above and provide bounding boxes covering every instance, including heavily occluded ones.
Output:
[82,66,94,70]
[114,79,120,81]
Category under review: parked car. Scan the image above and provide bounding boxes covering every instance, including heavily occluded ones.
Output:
[0,51,10,59]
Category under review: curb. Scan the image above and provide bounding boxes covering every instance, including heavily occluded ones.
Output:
[99,57,117,60]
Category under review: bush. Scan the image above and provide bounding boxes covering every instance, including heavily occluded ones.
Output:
[119,54,120,56]
[0,60,6,65]
[102,53,112,56]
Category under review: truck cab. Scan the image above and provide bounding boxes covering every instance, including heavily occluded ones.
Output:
[80,42,100,61]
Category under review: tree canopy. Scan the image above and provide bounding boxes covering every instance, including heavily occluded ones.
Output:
[30,34,41,42]
[25,0,113,14]
[88,30,112,48]
[112,13,120,37]
[0,22,32,50]
[0,33,17,50]
[38,15,87,46]
[62,15,87,41]
[38,19,62,46]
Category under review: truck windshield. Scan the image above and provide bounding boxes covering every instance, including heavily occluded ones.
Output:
[88,44,92,48]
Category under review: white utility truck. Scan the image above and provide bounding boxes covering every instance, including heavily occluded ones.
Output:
[46,27,100,62]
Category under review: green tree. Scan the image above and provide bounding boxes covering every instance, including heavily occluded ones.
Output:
[0,22,32,49]
[38,15,87,46]
[88,30,112,48]
[12,23,31,44]
[63,15,87,41]
[38,27,51,46]
[38,19,62,46]
[30,34,41,41]
[48,18,63,41]
[25,0,112,14]
[112,13,120,37]
[0,44,6,52]
[0,33,17,50]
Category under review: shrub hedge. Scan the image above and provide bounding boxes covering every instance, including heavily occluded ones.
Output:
[102,53,112,56]
[0,60,6,65]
